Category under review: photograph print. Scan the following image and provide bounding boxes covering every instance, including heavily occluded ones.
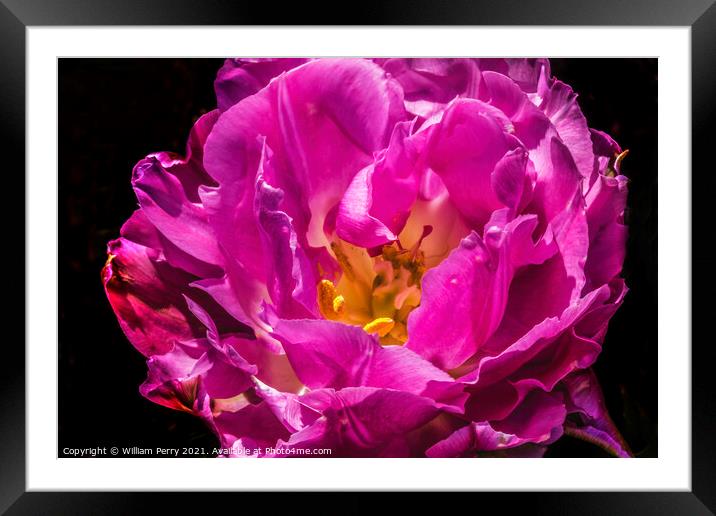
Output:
[59,57,657,459]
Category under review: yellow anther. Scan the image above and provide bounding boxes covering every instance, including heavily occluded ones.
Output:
[332,295,345,315]
[318,279,342,320]
[363,317,395,337]
[615,149,629,169]
[606,149,629,177]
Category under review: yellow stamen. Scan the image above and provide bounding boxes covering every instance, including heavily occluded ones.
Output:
[363,317,395,337]
[318,279,343,320]
[318,235,429,343]
[606,149,629,177]
[332,295,345,315]
[615,149,629,169]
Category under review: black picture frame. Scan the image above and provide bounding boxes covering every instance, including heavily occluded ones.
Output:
[3,1,713,513]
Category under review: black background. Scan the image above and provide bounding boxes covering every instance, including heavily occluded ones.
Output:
[58,58,657,458]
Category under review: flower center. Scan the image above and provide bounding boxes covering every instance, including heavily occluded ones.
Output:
[318,228,431,345]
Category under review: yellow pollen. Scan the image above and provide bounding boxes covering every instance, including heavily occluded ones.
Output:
[363,317,395,337]
[318,279,344,320]
[332,295,345,314]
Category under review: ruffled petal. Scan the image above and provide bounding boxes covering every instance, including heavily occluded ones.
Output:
[583,174,628,292]
[406,232,495,370]
[273,387,440,457]
[374,58,480,118]
[140,338,254,414]
[454,282,622,429]
[423,99,522,230]
[535,66,596,182]
[271,318,453,394]
[214,58,309,112]
[336,120,423,248]
[132,156,223,267]
[461,281,618,387]
[255,142,319,318]
[590,128,623,183]
[120,208,222,279]
[478,70,553,151]
[490,389,566,442]
[406,215,556,370]
[477,71,591,303]
[102,238,204,356]
[373,58,550,118]
[528,138,590,301]
[204,58,406,261]
[182,295,255,368]
[212,400,291,449]
[128,110,221,271]
[491,147,534,214]
[561,369,632,457]
[250,378,322,433]
[190,265,268,333]
[500,58,550,93]
[148,110,220,202]
[230,336,303,394]
[426,420,550,458]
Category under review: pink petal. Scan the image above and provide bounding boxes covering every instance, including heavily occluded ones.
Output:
[204,58,406,261]
[214,58,309,111]
[407,215,556,370]
[491,389,566,442]
[132,157,223,267]
[271,318,453,394]
[561,369,633,457]
[424,99,520,230]
[583,174,628,292]
[255,143,318,318]
[536,67,596,182]
[274,387,440,457]
[336,120,423,248]
[148,110,220,202]
[102,238,204,356]
[426,421,548,458]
